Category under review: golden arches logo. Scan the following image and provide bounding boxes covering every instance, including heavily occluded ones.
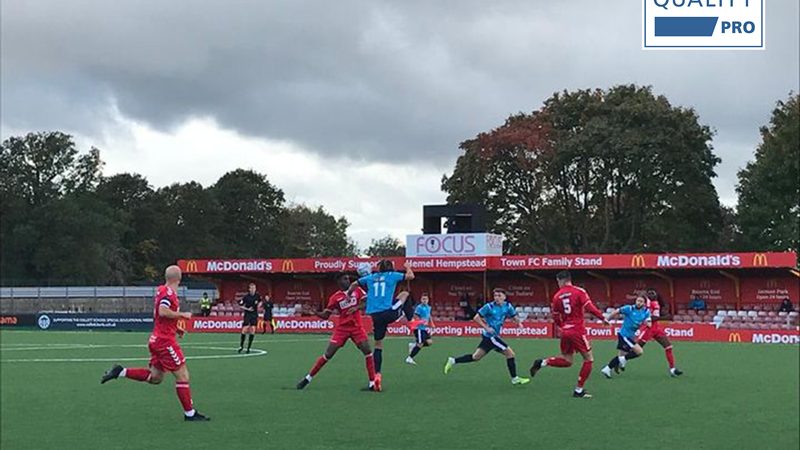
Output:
[177,319,187,332]
[281,260,295,272]
[185,260,198,272]
[634,280,646,289]
[766,279,778,289]
[753,253,768,267]
[631,255,646,268]
[728,332,742,343]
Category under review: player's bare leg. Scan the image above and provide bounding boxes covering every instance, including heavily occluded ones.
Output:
[655,335,683,376]
[297,343,341,389]
[170,365,209,421]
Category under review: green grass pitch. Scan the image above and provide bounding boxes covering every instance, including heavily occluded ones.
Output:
[1,330,798,450]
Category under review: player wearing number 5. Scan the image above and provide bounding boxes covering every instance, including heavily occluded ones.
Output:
[351,259,415,391]
[528,271,608,398]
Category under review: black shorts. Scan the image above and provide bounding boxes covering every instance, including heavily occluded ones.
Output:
[370,309,402,341]
[414,328,431,344]
[263,313,273,321]
[617,334,636,352]
[478,335,509,353]
[242,313,258,327]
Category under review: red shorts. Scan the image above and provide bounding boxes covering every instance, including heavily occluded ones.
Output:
[330,326,369,347]
[560,332,592,355]
[148,336,185,372]
[639,326,667,343]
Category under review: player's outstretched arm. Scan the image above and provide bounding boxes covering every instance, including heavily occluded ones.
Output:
[586,301,610,325]
[403,261,415,281]
[605,309,621,321]
[306,305,333,319]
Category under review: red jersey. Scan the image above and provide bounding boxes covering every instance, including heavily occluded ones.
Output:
[551,285,604,334]
[326,288,366,329]
[646,299,662,331]
[152,285,180,341]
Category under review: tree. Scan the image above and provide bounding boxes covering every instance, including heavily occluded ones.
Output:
[1,132,106,284]
[366,235,406,257]
[26,193,127,284]
[281,205,358,257]
[210,169,285,257]
[442,85,725,253]
[95,173,160,281]
[0,131,102,207]
[736,93,800,253]
[151,182,225,262]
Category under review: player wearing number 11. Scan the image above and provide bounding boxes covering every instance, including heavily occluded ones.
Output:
[351,259,415,391]
[529,271,608,398]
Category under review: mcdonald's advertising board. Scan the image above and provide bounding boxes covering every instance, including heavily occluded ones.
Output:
[178,252,797,274]
[178,317,798,343]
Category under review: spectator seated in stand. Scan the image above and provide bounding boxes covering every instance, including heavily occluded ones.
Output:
[778,298,795,313]
[689,296,707,312]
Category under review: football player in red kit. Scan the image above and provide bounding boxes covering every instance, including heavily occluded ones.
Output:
[101,265,209,421]
[296,274,378,391]
[638,288,683,377]
[529,271,609,398]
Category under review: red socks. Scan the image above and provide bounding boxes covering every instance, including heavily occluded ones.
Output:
[546,357,573,368]
[175,381,193,413]
[365,353,376,382]
[577,361,593,388]
[665,346,675,369]
[309,355,329,377]
[125,368,151,382]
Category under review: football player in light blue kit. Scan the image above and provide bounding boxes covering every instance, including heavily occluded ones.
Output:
[350,259,415,391]
[601,294,652,378]
[444,288,530,385]
[406,293,436,365]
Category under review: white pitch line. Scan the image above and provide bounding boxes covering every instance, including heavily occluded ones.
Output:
[0,338,328,349]
[1,346,267,363]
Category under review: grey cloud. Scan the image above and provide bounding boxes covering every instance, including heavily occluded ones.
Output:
[2,0,798,189]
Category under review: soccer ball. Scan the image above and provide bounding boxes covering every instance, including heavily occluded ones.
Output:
[357,262,372,277]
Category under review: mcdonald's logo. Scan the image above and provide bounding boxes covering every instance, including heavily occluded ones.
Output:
[631,255,646,268]
[766,279,778,289]
[281,260,295,272]
[177,319,187,332]
[753,253,768,267]
[700,280,711,289]
[185,260,198,272]
[634,280,646,289]
[728,332,742,343]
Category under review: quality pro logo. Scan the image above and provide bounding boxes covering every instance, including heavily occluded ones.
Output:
[643,0,764,49]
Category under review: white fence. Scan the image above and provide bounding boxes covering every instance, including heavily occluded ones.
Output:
[0,286,217,302]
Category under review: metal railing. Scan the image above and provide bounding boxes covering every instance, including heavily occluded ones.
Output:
[0,286,218,302]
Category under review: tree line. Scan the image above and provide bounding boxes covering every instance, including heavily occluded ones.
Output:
[443,86,798,256]
[1,85,796,285]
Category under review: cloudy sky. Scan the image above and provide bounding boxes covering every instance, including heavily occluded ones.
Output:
[2,0,798,249]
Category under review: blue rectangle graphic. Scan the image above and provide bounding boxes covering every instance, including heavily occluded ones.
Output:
[654,17,718,37]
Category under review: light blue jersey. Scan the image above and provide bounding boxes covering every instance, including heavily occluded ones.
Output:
[358,271,405,314]
[619,304,651,339]
[478,301,517,338]
[414,304,432,330]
